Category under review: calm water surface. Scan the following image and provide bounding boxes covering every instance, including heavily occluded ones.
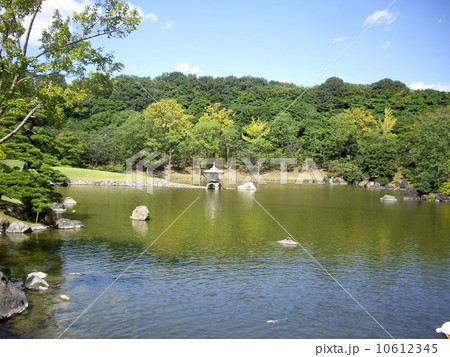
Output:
[0,184,449,338]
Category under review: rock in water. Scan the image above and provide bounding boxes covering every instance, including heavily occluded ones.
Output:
[55,218,84,229]
[0,271,28,320]
[50,202,66,213]
[24,272,49,291]
[130,206,150,221]
[237,182,257,190]
[63,197,77,206]
[380,195,397,202]
[5,221,31,233]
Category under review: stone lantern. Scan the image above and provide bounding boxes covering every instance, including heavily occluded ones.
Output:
[203,163,224,190]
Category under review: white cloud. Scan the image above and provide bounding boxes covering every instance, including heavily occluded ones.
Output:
[332,36,347,44]
[142,12,159,23]
[175,62,200,74]
[163,20,174,30]
[364,9,397,26]
[380,40,391,49]
[410,81,450,92]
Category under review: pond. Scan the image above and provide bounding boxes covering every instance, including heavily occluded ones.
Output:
[0,184,449,338]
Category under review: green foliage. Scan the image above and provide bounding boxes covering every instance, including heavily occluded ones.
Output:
[357,134,400,179]
[408,109,450,192]
[438,182,450,195]
[343,167,363,182]
[374,177,389,186]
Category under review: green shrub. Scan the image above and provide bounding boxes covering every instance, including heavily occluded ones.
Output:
[374,177,389,186]
[401,168,413,181]
[439,182,450,195]
[326,172,336,178]
[343,167,363,182]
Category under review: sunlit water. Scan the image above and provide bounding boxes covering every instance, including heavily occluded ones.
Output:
[0,184,449,339]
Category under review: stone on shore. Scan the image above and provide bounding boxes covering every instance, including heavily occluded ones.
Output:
[5,221,31,234]
[403,187,420,200]
[380,195,397,202]
[30,224,49,232]
[0,218,10,232]
[130,206,150,221]
[237,182,257,190]
[24,272,49,291]
[435,193,450,202]
[0,271,29,320]
[55,218,84,229]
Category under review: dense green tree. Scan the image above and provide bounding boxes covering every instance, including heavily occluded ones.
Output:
[357,134,400,179]
[408,109,450,193]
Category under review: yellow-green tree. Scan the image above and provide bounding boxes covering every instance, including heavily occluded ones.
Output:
[143,99,194,164]
[242,117,270,142]
[344,107,377,142]
[143,99,193,134]
[198,103,235,131]
[379,107,397,136]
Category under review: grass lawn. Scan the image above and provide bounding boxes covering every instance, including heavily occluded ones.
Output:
[1,159,25,170]
[53,166,131,181]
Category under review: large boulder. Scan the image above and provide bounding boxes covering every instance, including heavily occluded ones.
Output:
[130,206,150,221]
[435,193,450,202]
[24,272,49,291]
[55,218,84,229]
[5,221,31,233]
[0,218,10,232]
[403,187,420,200]
[0,271,28,320]
[237,182,257,190]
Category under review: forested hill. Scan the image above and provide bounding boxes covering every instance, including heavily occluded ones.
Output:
[10,73,450,195]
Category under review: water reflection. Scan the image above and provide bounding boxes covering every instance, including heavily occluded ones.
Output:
[0,184,448,339]
[131,220,148,234]
[205,189,220,223]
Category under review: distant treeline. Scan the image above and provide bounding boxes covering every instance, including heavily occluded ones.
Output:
[17,73,450,193]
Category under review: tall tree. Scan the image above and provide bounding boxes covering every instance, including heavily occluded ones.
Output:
[0,0,141,144]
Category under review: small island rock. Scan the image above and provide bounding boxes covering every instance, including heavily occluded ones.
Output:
[24,272,49,291]
[380,195,397,202]
[0,271,29,320]
[237,182,257,190]
[63,197,77,206]
[6,221,31,234]
[130,206,150,221]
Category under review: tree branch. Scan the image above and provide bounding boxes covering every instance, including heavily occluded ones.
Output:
[0,103,42,144]
[23,2,42,57]
[35,30,114,60]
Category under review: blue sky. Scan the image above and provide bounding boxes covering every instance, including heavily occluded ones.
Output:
[36,0,450,90]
